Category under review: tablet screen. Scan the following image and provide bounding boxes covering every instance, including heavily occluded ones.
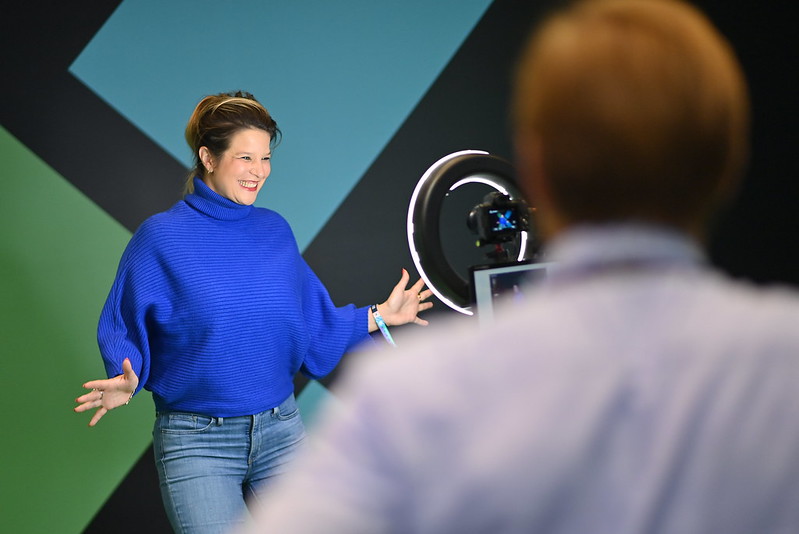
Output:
[469,261,553,325]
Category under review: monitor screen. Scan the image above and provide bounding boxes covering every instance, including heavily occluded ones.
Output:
[469,261,554,326]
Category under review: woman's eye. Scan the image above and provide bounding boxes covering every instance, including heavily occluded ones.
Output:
[240,156,251,161]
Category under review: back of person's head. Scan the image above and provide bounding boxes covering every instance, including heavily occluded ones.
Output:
[512,0,749,236]
[184,90,281,195]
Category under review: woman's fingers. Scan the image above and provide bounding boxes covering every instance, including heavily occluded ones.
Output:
[88,407,108,427]
[81,379,108,391]
[122,357,135,378]
[412,274,426,290]
[75,387,104,406]
[74,365,138,425]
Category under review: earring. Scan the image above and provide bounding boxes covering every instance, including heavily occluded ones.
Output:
[207,167,213,174]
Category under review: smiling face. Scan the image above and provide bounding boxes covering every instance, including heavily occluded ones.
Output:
[200,128,272,205]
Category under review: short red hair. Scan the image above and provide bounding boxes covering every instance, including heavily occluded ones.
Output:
[513,0,749,232]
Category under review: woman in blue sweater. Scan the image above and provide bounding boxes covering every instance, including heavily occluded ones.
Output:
[74,91,432,533]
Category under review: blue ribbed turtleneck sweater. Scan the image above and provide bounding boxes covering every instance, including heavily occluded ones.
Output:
[98,177,371,417]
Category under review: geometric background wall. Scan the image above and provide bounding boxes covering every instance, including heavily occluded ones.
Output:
[2,1,797,532]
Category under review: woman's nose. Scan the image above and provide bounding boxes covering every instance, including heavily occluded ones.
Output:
[251,161,268,178]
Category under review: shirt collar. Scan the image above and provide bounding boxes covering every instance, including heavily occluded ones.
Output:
[540,223,706,283]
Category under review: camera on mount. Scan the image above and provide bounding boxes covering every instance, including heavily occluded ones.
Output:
[467,192,531,247]
[407,150,539,315]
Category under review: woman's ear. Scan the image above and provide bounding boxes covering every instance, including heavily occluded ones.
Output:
[198,147,214,173]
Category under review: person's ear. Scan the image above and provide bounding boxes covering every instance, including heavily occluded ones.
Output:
[199,147,214,174]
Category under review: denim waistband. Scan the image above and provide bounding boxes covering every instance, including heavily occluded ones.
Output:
[155,393,297,425]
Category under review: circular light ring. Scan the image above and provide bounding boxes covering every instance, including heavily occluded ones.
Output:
[407,151,530,315]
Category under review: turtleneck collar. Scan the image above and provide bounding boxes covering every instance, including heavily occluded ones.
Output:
[184,177,254,221]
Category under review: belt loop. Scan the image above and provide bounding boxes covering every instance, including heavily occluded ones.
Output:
[272,406,280,416]
[216,417,224,426]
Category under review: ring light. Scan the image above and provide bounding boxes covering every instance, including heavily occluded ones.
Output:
[407,151,530,315]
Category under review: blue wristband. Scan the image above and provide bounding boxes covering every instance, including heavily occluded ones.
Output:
[370,304,397,347]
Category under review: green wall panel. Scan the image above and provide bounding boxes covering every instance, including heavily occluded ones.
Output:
[0,126,155,533]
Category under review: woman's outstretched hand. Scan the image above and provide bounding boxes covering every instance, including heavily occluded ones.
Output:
[74,358,139,427]
[377,269,434,327]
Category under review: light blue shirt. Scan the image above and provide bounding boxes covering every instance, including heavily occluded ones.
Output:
[240,224,799,534]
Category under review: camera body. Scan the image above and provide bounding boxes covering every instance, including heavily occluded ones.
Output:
[467,192,531,246]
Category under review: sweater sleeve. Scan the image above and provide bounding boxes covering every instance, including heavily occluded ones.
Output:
[96,222,161,392]
[298,259,373,379]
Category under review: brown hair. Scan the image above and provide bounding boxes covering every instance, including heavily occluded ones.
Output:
[513,0,749,233]
[183,90,281,195]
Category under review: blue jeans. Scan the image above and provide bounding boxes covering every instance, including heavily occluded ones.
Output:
[153,394,307,534]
